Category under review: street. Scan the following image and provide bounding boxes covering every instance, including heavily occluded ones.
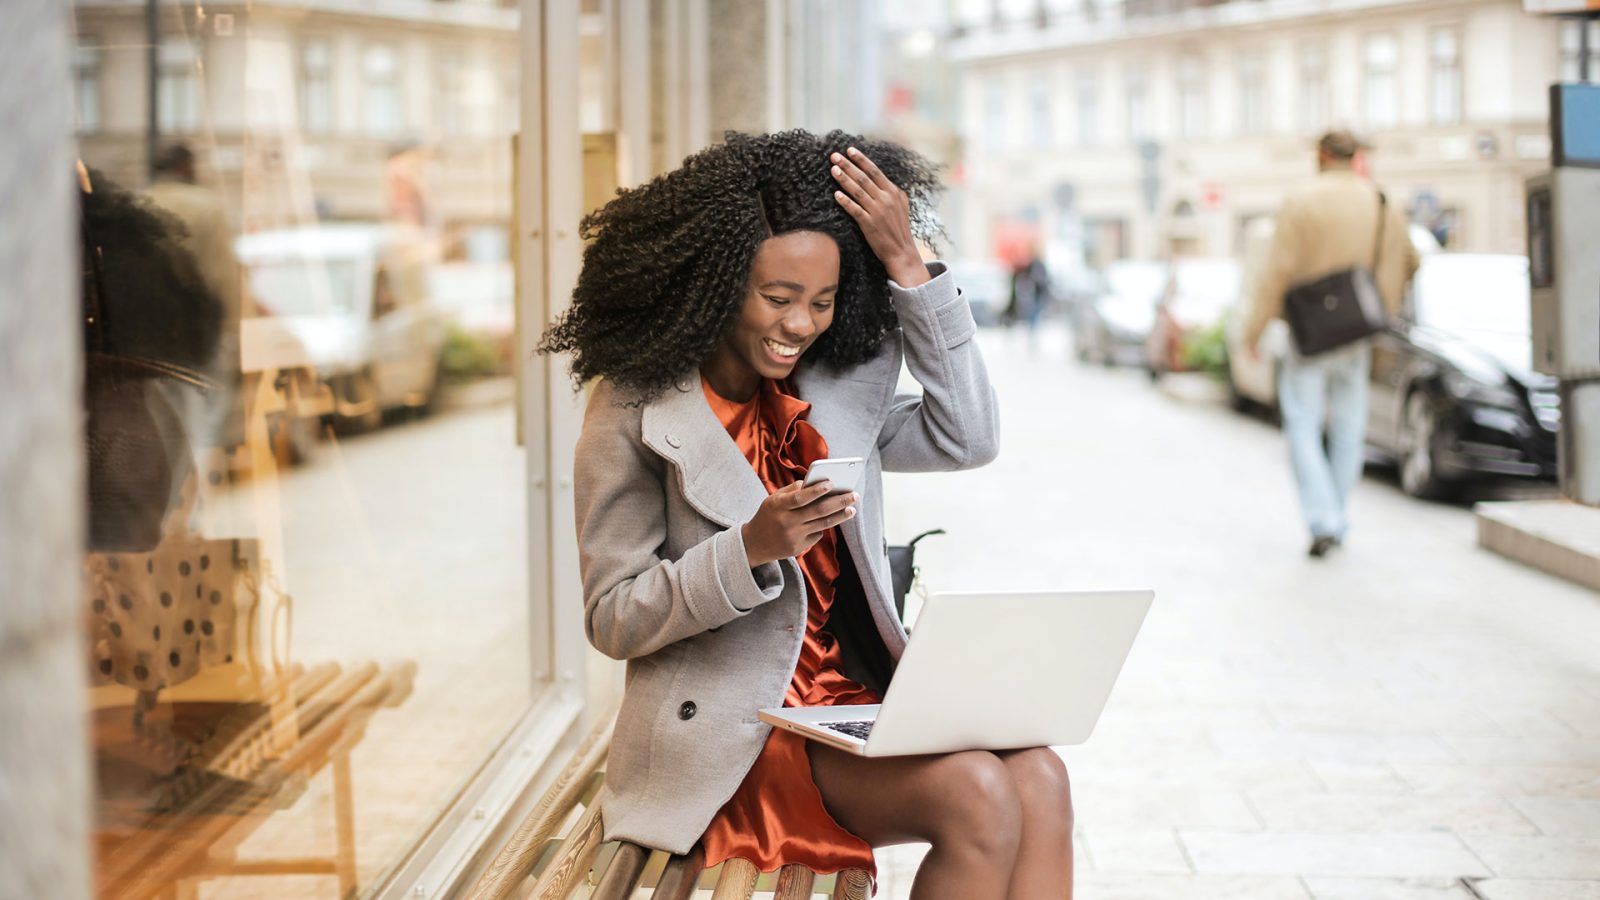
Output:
[872,325,1600,899]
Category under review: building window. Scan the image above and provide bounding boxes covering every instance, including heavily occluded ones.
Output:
[1031,76,1054,149]
[1176,53,1207,140]
[74,43,101,134]
[1076,71,1099,148]
[1297,41,1328,134]
[1236,51,1267,135]
[1429,26,1463,125]
[983,77,1008,152]
[157,40,201,133]
[1125,71,1150,144]
[1362,32,1399,129]
[299,39,334,134]
[1560,20,1600,81]
[436,47,468,138]
[363,43,404,137]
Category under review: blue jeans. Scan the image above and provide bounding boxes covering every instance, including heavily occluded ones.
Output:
[1278,341,1371,541]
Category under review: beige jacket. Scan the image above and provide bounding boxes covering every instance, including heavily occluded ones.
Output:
[571,263,998,853]
[1244,166,1420,351]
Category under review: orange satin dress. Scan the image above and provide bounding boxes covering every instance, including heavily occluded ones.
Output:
[698,374,880,879]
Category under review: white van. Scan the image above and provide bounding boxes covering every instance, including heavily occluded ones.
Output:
[237,223,447,433]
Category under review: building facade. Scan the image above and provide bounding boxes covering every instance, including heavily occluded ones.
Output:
[947,0,1575,268]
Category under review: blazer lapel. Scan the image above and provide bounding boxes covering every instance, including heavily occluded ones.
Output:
[641,375,769,528]
[793,338,900,462]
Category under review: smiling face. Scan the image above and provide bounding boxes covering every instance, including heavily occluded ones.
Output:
[701,230,840,401]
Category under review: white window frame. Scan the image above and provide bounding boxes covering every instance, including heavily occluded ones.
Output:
[1429,25,1463,126]
[1297,41,1328,135]
[373,1,594,895]
[1560,20,1600,82]
[1176,53,1207,140]
[362,42,405,138]
[1236,51,1266,136]
[1362,32,1399,130]
[1076,70,1099,148]
[1030,75,1053,150]
[157,39,201,133]
[298,38,334,135]
[1125,69,1149,144]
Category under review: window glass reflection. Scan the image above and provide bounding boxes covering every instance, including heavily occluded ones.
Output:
[71,1,531,896]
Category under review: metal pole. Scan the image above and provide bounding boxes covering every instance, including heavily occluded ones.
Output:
[146,0,160,179]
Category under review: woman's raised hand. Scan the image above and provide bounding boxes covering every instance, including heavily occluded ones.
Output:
[830,147,929,288]
[742,481,859,568]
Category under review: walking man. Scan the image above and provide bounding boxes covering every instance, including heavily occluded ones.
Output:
[1243,130,1420,558]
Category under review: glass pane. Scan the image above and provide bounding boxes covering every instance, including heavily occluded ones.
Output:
[68,1,533,896]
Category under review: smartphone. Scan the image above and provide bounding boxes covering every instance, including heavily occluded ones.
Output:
[803,457,865,495]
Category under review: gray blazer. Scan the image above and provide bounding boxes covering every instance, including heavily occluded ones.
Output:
[572,263,999,853]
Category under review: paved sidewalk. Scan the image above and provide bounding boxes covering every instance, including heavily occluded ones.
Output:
[873,327,1600,899]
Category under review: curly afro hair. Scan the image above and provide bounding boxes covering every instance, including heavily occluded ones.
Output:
[539,129,943,399]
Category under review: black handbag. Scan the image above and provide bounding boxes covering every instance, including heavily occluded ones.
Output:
[1283,191,1390,357]
[887,529,944,619]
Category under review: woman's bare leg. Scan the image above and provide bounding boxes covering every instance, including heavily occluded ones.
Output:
[807,745,1022,900]
[997,748,1074,899]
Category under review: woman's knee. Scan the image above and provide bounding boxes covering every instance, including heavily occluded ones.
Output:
[1005,748,1074,833]
[927,752,1024,857]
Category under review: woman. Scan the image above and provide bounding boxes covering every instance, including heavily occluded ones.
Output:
[542,130,1074,899]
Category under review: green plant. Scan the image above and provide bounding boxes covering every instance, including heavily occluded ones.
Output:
[1179,321,1229,377]
[440,325,505,382]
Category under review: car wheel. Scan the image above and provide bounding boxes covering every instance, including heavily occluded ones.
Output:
[1224,362,1249,412]
[335,370,384,434]
[267,412,319,467]
[1399,390,1456,500]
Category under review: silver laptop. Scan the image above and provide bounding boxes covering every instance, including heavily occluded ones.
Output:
[759,590,1153,757]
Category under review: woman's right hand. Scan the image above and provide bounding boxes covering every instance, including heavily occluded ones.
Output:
[742,481,859,568]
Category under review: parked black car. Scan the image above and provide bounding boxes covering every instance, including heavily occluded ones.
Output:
[1366,254,1560,499]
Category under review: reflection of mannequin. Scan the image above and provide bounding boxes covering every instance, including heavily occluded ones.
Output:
[80,164,221,551]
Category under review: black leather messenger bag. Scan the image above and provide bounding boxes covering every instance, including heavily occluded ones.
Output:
[1283,191,1390,357]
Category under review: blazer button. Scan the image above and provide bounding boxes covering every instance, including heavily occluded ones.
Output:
[665,433,682,449]
[678,700,697,721]
[675,378,692,392]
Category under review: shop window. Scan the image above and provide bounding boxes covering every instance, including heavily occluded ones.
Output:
[68,0,541,896]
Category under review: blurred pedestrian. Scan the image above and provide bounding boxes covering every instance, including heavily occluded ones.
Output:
[541,130,1072,897]
[1005,245,1052,340]
[1242,130,1419,558]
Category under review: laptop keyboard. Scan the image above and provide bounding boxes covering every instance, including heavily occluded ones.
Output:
[821,720,874,741]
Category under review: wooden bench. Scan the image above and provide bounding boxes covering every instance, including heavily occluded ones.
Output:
[467,714,872,900]
[95,659,416,900]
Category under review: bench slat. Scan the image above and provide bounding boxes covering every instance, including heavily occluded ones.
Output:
[531,802,605,900]
[466,713,615,900]
[710,857,761,900]
[650,846,705,900]
[592,840,651,900]
[772,864,816,899]
[830,868,871,900]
